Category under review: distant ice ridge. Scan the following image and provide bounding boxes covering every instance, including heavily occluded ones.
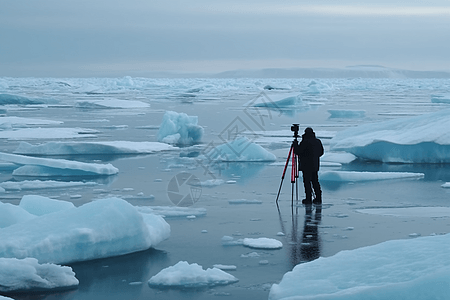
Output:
[0,197,170,264]
[328,109,366,118]
[0,93,57,105]
[330,108,450,163]
[148,261,238,288]
[252,93,306,108]
[205,137,276,162]
[269,233,450,300]
[0,152,118,176]
[15,141,174,155]
[0,257,78,293]
[0,116,63,128]
[157,111,204,145]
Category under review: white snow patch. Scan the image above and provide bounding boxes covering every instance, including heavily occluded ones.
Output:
[243,238,283,249]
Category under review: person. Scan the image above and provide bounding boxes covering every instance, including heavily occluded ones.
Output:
[294,127,324,205]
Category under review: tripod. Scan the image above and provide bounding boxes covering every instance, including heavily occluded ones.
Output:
[275,130,300,207]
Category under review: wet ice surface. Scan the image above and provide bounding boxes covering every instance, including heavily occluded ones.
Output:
[1,78,450,299]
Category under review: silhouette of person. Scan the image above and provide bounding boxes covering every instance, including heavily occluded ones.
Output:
[294,127,324,204]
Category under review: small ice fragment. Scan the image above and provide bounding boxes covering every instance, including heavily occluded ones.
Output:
[259,260,269,265]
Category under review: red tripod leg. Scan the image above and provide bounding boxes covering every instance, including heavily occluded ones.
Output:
[275,144,293,204]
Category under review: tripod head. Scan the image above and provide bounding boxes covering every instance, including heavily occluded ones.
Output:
[291,123,300,140]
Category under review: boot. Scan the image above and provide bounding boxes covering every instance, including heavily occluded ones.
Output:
[313,193,322,205]
[302,196,312,205]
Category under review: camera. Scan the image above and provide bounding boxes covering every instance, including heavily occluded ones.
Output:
[291,123,299,136]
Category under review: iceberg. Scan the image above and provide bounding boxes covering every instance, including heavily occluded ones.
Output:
[14,141,174,155]
[0,201,35,228]
[269,234,450,300]
[0,198,170,264]
[0,152,118,176]
[0,257,78,293]
[0,94,45,105]
[148,261,238,288]
[330,109,450,163]
[205,137,276,162]
[19,195,75,216]
[252,93,306,108]
[157,111,204,145]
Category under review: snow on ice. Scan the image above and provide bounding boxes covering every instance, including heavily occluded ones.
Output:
[14,141,174,155]
[148,261,238,288]
[0,152,118,176]
[330,109,450,163]
[269,233,450,300]
[205,137,276,162]
[0,257,78,293]
[0,198,170,264]
[157,111,204,145]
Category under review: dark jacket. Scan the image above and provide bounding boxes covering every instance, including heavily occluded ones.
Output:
[294,130,324,172]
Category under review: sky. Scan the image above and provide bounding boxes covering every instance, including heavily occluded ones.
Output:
[1,0,450,77]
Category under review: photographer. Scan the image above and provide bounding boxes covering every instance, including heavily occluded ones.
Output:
[294,127,324,205]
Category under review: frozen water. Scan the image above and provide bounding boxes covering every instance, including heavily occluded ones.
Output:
[0,116,63,127]
[75,98,150,109]
[269,233,450,300]
[0,198,170,264]
[157,111,203,145]
[0,180,97,191]
[0,257,78,293]
[148,261,239,288]
[0,201,35,228]
[356,207,450,218]
[327,109,366,118]
[431,94,450,104]
[330,108,450,163]
[136,206,207,218]
[0,127,98,140]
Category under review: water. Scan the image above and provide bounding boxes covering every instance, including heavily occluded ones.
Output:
[1,77,450,299]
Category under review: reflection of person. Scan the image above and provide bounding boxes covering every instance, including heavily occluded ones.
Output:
[294,127,324,204]
[300,205,321,262]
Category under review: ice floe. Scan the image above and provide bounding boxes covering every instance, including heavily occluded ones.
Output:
[157,111,204,145]
[14,141,174,155]
[243,238,283,249]
[328,109,366,118]
[0,201,35,228]
[269,233,450,300]
[356,207,450,218]
[330,109,450,163]
[0,116,63,128]
[0,180,97,191]
[0,152,118,176]
[136,206,207,218]
[0,127,99,140]
[0,257,78,293]
[148,261,238,288]
[0,198,170,264]
[19,195,75,216]
[431,94,450,104]
[320,171,424,182]
[75,98,150,109]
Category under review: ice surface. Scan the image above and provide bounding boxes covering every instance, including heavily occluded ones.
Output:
[0,116,63,127]
[442,182,450,188]
[321,152,356,164]
[0,257,78,293]
[0,198,170,264]
[228,199,262,204]
[75,98,150,109]
[157,111,204,145]
[19,195,75,216]
[0,201,35,228]
[0,180,97,191]
[252,93,306,108]
[0,152,118,176]
[243,238,283,249]
[205,137,276,162]
[0,94,45,105]
[15,141,174,155]
[148,261,238,288]
[269,233,450,300]
[320,171,424,182]
[330,109,450,163]
[0,127,99,140]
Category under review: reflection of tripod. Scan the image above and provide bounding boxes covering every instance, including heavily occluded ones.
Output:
[275,129,300,207]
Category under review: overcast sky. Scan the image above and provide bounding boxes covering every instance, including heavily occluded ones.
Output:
[1,0,450,77]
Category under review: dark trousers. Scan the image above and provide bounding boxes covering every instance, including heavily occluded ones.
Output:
[302,170,321,200]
